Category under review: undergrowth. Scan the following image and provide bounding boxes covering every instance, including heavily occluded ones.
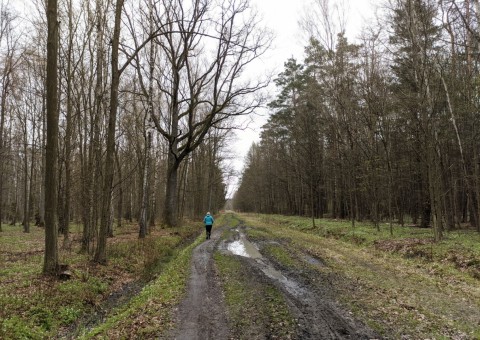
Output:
[0,222,201,339]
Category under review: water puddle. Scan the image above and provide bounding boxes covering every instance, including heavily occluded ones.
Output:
[305,255,324,267]
[260,263,306,297]
[227,234,262,259]
[225,230,306,298]
[227,240,249,257]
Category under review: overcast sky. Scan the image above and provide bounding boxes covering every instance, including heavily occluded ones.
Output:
[227,0,376,197]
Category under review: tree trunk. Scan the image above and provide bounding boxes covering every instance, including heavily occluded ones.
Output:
[115,146,123,228]
[94,0,124,264]
[163,154,180,227]
[43,0,59,275]
[39,94,46,228]
[0,105,4,231]
[0,46,10,233]
[139,132,151,238]
[81,0,104,254]
[23,137,29,233]
[28,130,35,231]
[62,0,75,244]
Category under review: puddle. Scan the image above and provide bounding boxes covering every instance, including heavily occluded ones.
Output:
[260,262,306,297]
[227,235,262,259]
[228,240,249,257]
[305,255,324,267]
[225,230,306,298]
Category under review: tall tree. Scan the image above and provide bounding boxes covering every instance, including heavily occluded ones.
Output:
[145,0,270,227]
[43,0,59,275]
[94,0,125,264]
[58,0,77,246]
[0,2,20,232]
[389,0,444,239]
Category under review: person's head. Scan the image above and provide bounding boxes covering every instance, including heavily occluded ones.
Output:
[207,212,211,215]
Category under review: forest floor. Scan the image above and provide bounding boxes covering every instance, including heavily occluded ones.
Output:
[1,213,480,339]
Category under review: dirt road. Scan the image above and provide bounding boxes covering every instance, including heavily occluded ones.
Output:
[171,223,380,339]
[170,227,229,340]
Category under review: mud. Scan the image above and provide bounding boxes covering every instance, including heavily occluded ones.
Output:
[170,227,229,340]
[172,224,381,339]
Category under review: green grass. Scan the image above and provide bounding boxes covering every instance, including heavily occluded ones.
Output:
[238,212,480,339]
[220,212,241,228]
[81,234,205,339]
[263,243,298,267]
[0,221,202,339]
[247,213,480,273]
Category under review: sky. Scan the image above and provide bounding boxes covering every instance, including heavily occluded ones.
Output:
[227,0,376,198]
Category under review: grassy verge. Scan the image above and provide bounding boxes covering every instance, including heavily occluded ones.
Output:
[0,222,201,339]
[81,214,236,338]
[246,213,480,280]
[81,233,204,338]
[239,213,480,339]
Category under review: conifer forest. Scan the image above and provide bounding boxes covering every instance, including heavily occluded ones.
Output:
[235,0,480,242]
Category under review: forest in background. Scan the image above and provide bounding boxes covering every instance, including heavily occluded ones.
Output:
[1,1,480,336]
[2,0,480,273]
[235,0,480,241]
[0,0,271,270]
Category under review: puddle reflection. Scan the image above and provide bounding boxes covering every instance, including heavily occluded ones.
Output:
[227,240,248,257]
[225,231,307,298]
[227,237,262,259]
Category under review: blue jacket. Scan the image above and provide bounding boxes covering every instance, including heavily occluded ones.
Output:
[203,214,214,225]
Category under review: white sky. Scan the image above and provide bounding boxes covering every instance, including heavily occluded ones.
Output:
[227,0,376,197]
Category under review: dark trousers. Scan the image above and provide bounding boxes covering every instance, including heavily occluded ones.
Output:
[205,225,212,239]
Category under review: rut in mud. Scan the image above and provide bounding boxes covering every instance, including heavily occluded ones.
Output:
[170,227,229,340]
[171,224,380,339]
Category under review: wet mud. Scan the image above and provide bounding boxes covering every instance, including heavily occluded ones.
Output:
[172,222,381,339]
[220,226,381,339]
[170,228,229,340]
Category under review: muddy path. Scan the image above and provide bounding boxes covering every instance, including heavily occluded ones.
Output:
[170,227,229,340]
[171,223,380,339]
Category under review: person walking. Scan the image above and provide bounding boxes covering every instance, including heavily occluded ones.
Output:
[203,212,214,240]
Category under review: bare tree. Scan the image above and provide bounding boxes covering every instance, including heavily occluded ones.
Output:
[135,0,271,227]
[43,0,59,275]
[58,0,78,246]
[299,0,348,51]
[94,0,125,264]
[0,1,21,232]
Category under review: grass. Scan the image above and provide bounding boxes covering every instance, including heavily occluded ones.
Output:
[214,252,295,339]
[238,213,480,339]
[81,233,205,339]
[248,213,480,278]
[0,221,202,339]
[81,213,234,338]
[220,212,242,228]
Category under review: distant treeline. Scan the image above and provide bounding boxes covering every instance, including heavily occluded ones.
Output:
[234,0,480,240]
